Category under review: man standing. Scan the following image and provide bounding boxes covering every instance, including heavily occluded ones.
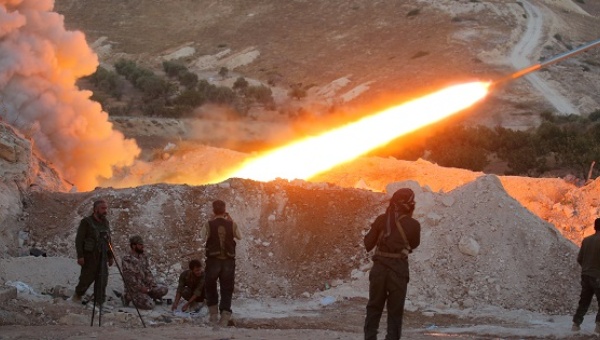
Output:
[363,188,421,340]
[72,199,113,303]
[172,259,205,312]
[572,218,600,333]
[202,200,242,326]
[121,235,168,310]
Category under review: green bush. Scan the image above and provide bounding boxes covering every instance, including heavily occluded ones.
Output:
[407,9,420,17]
[244,85,274,106]
[233,77,249,91]
[162,60,187,77]
[87,66,125,99]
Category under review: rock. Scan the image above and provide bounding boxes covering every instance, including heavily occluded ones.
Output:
[0,138,17,162]
[458,236,480,257]
[58,313,89,325]
[51,285,72,299]
[463,298,475,308]
[441,196,455,207]
[0,285,17,302]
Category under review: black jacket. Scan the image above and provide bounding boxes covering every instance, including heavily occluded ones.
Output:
[364,212,421,278]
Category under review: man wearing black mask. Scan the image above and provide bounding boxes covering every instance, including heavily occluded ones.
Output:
[363,188,421,340]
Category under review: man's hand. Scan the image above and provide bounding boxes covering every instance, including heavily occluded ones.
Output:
[182,303,189,312]
[108,258,114,266]
[171,303,178,312]
[77,258,84,266]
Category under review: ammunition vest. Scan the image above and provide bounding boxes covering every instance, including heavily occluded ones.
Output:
[205,218,236,259]
[375,215,411,259]
[83,216,110,253]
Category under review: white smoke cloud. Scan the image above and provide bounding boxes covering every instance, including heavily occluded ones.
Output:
[0,0,140,191]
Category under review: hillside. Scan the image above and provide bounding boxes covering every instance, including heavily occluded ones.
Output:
[54,0,600,129]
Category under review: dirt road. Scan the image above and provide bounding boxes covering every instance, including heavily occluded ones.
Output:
[510,0,579,115]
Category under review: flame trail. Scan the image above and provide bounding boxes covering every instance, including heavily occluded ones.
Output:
[0,0,140,191]
[213,81,490,183]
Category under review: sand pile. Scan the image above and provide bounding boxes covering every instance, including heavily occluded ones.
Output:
[2,174,579,315]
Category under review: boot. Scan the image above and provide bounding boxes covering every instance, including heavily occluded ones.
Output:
[208,305,219,323]
[595,322,600,333]
[572,323,581,332]
[68,293,82,304]
[219,311,232,327]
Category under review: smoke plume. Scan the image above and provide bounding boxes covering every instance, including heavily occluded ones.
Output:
[0,0,139,191]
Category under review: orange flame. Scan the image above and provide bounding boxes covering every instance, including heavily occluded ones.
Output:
[213,81,490,183]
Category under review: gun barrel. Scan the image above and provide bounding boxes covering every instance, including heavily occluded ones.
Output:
[494,38,600,85]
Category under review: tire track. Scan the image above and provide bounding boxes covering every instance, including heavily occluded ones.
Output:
[509,0,579,115]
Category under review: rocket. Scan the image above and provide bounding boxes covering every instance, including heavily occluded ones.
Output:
[494,38,600,85]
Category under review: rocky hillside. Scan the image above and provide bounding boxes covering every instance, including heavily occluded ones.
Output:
[54,0,600,130]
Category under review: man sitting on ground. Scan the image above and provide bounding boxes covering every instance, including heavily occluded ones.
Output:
[121,235,168,310]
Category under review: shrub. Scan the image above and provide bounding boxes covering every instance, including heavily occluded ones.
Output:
[218,66,229,79]
[233,77,249,91]
[407,9,420,17]
[87,66,124,99]
[589,109,600,122]
[162,61,187,78]
[179,71,199,89]
[244,85,274,106]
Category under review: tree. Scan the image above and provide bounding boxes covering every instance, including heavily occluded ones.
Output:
[289,86,307,100]
[162,60,187,77]
[218,67,229,79]
[233,77,249,91]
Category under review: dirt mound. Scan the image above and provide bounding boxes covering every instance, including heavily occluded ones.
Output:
[10,174,579,315]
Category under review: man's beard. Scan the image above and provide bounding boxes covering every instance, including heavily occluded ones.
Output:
[135,248,144,255]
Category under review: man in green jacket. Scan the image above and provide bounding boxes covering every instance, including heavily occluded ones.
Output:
[572,218,600,333]
[71,199,113,303]
[172,259,205,312]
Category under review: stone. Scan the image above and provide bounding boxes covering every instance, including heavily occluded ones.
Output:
[458,236,480,257]
[0,285,17,302]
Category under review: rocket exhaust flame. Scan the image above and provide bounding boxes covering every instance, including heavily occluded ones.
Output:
[213,82,490,183]
[214,38,600,184]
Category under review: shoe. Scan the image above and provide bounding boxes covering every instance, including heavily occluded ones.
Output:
[219,311,232,327]
[208,305,219,323]
[595,322,600,333]
[572,323,581,332]
[68,293,82,304]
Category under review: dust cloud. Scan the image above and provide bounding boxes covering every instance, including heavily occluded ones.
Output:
[0,0,139,191]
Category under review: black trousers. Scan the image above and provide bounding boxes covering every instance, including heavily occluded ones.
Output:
[75,252,108,300]
[205,257,235,313]
[573,274,600,325]
[364,261,409,340]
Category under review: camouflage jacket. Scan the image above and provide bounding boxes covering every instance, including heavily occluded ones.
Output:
[122,252,155,294]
